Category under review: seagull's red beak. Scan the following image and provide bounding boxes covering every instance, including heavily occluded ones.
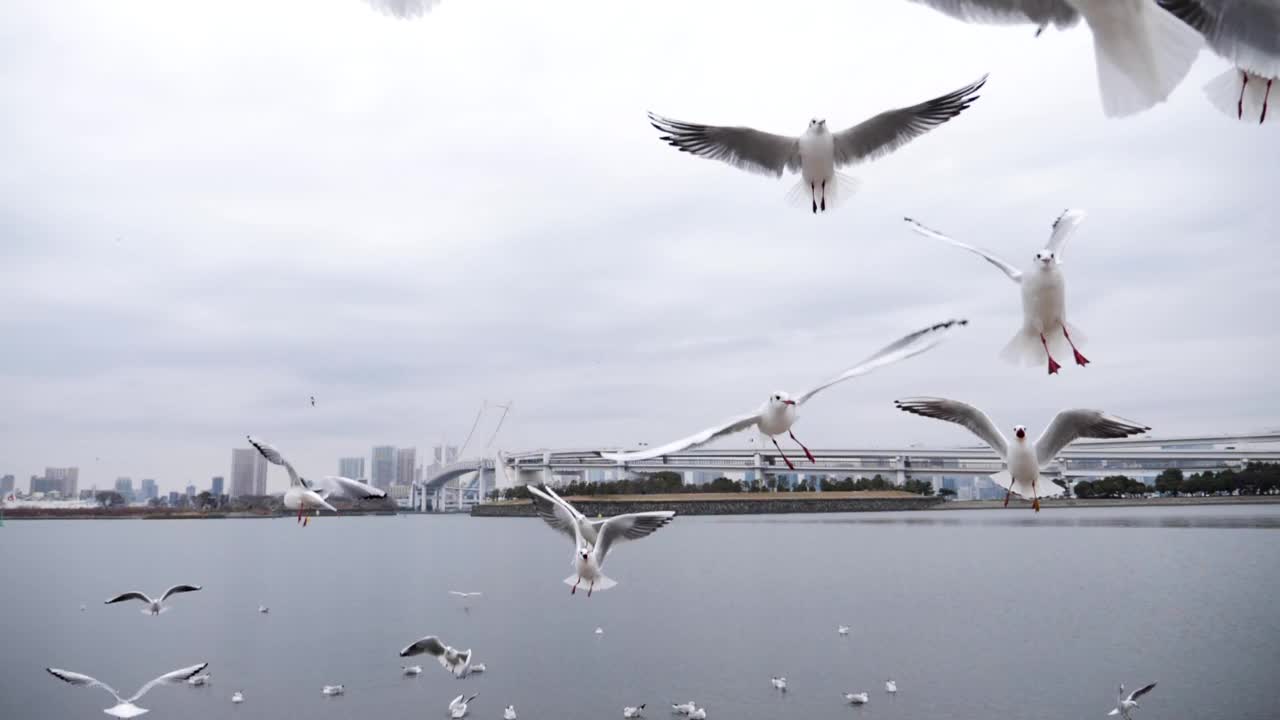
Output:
[783,399,796,406]
[1015,428,1026,439]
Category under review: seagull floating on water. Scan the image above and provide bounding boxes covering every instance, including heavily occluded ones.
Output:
[104,585,202,616]
[247,435,386,526]
[771,677,787,692]
[231,691,244,704]
[450,693,478,718]
[322,685,345,696]
[885,679,897,693]
[837,625,850,636]
[907,0,1202,117]
[895,398,1150,510]
[649,77,985,212]
[602,320,966,469]
[403,665,423,676]
[504,705,517,720]
[46,663,209,719]
[1158,0,1279,122]
[185,673,210,687]
[624,704,646,718]
[400,635,474,678]
[689,707,707,719]
[257,605,269,614]
[906,210,1088,374]
[1108,682,1157,719]
[671,701,697,714]
[471,663,487,674]
[528,485,674,596]
[844,692,869,705]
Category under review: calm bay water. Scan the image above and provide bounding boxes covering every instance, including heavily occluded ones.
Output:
[2,505,1278,720]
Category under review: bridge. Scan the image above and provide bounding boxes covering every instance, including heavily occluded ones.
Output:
[409,432,1280,511]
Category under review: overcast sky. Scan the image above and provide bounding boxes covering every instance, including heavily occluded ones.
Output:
[2,0,1277,493]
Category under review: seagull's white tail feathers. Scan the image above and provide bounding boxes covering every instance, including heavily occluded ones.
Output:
[784,172,861,211]
[989,471,1014,492]
[1204,69,1277,124]
[1107,710,1120,717]
[999,326,1044,367]
[1083,0,1201,117]
[563,573,618,592]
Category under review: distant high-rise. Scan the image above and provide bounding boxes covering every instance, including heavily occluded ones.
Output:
[45,467,79,498]
[230,448,266,497]
[114,477,134,502]
[371,446,396,491]
[432,445,460,465]
[339,457,365,481]
[395,448,416,487]
[139,478,159,502]
[186,484,197,498]
[30,475,60,495]
[168,491,180,506]
[211,476,224,496]
[0,474,14,495]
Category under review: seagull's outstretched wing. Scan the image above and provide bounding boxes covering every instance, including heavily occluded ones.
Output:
[1046,208,1086,259]
[832,75,987,166]
[527,485,585,542]
[448,591,482,598]
[1034,410,1150,464]
[160,585,202,603]
[124,663,209,703]
[1128,682,1158,702]
[316,476,387,499]
[400,636,449,658]
[895,397,1010,459]
[905,217,1023,282]
[104,592,152,606]
[594,512,677,565]
[1157,0,1280,76]
[599,411,762,464]
[647,113,801,178]
[795,319,968,406]
[247,435,301,487]
[47,668,124,703]
[905,0,1080,29]
[363,0,444,19]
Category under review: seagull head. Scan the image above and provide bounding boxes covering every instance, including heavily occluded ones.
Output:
[1034,250,1055,267]
[770,392,797,409]
[807,118,827,132]
[1014,425,1027,440]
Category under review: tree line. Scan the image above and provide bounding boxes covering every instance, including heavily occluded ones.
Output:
[1072,463,1280,499]
[489,471,935,501]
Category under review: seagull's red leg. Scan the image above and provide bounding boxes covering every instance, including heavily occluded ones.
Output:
[789,431,816,463]
[297,505,303,524]
[1063,325,1089,366]
[820,179,827,212]
[588,581,594,598]
[771,437,796,470]
[1003,482,1013,508]
[1032,478,1041,513]
[810,183,817,214]
[1239,71,1249,118]
[571,577,579,595]
[1261,78,1272,124]
[1040,334,1061,374]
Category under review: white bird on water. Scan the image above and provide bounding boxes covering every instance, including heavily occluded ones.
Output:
[648,76,986,213]
[399,635,474,678]
[322,685,345,696]
[257,605,270,615]
[844,692,870,705]
[623,704,646,718]
[527,485,675,596]
[185,673,210,687]
[471,663,487,674]
[1157,0,1280,123]
[771,677,787,692]
[231,691,244,704]
[895,398,1150,510]
[885,680,897,694]
[905,0,1203,117]
[671,701,697,714]
[247,435,386,526]
[905,210,1088,375]
[601,320,967,469]
[450,693,478,719]
[104,585,202,616]
[504,705,517,720]
[837,625,850,636]
[1108,682,1157,719]
[46,663,209,719]
[403,665,423,677]
[594,627,605,636]
[689,708,707,720]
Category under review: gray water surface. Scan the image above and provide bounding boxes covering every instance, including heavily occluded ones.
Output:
[2,505,1278,720]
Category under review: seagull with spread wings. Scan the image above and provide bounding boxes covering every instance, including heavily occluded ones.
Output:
[905,210,1087,375]
[104,585,202,616]
[601,320,966,470]
[1157,0,1280,123]
[905,1,1202,117]
[399,635,475,678]
[1109,682,1158,719]
[895,398,1150,510]
[247,435,386,526]
[527,485,674,596]
[46,663,209,718]
[648,76,986,213]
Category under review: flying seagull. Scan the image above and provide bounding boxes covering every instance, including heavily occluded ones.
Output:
[894,398,1150,510]
[601,320,967,469]
[46,663,209,719]
[1109,682,1158,719]
[623,704,646,718]
[247,435,386,526]
[362,0,442,19]
[399,635,474,678]
[504,705,517,720]
[449,693,478,719]
[648,76,986,213]
[104,585,202,616]
[905,210,1087,374]
[905,1,1203,117]
[1157,0,1280,122]
[528,485,674,596]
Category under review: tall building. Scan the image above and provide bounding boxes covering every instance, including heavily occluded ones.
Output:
[114,477,134,502]
[432,445,460,464]
[44,467,79,497]
[30,475,60,495]
[140,478,159,502]
[395,448,416,487]
[339,457,365,481]
[210,476,224,496]
[0,474,14,495]
[371,446,397,491]
[185,484,197,498]
[230,448,266,498]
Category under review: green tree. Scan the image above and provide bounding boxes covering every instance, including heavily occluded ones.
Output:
[1154,469,1184,496]
[96,491,125,508]
[938,487,957,499]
